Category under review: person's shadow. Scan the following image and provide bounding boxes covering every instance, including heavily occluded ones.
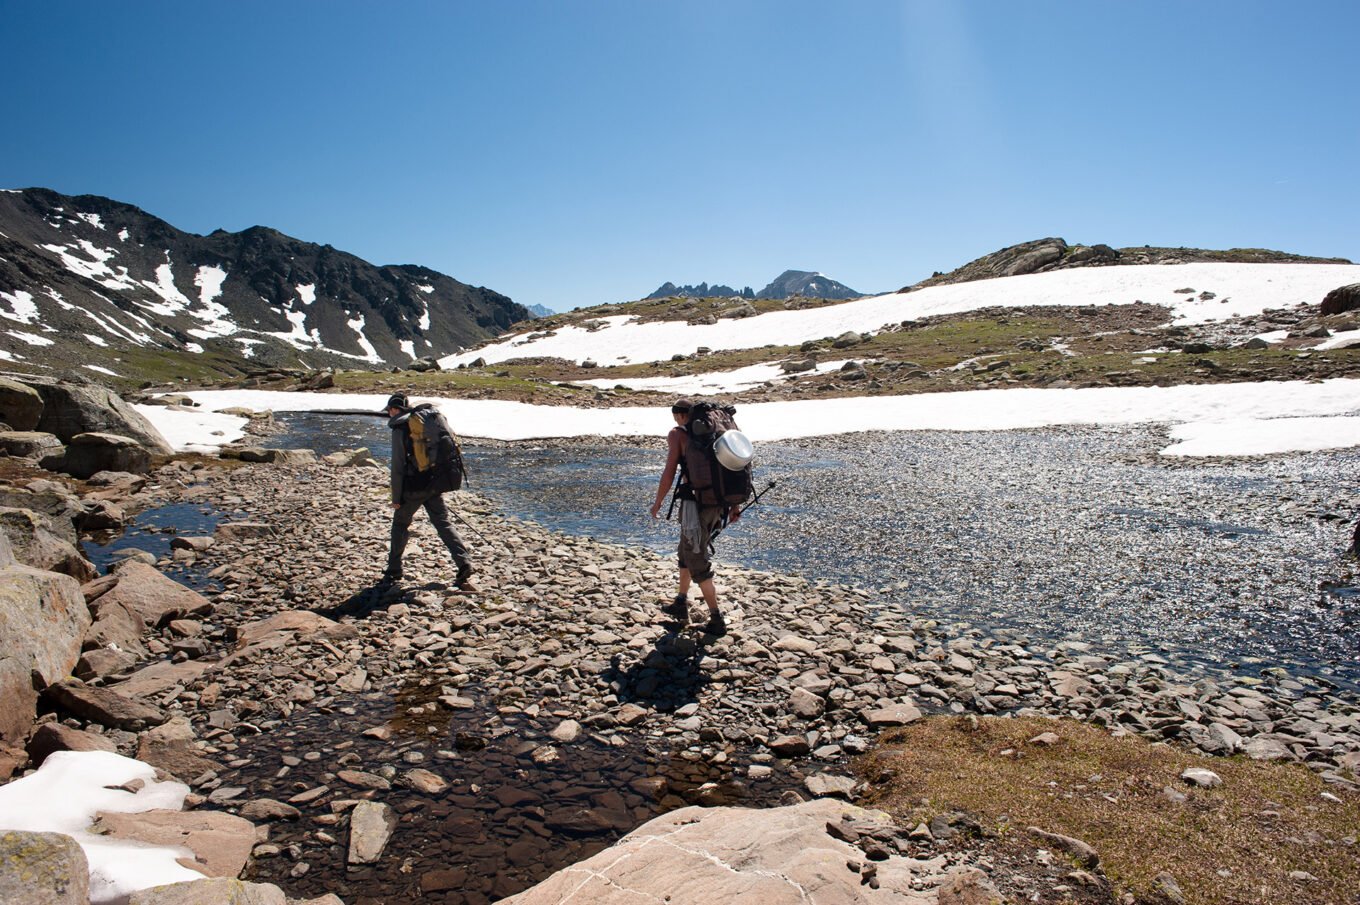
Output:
[601,618,722,711]
[317,579,422,619]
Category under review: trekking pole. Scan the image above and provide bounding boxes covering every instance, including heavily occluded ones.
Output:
[710,480,778,542]
[450,508,489,544]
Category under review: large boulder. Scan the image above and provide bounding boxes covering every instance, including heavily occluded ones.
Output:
[0,830,89,905]
[0,431,64,459]
[30,380,173,455]
[46,433,153,479]
[0,507,96,581]
[0,486,82,544]
[1321,283,1360,316]
[501,799,960,904]
[26,723,118,766]
[0,377,44,430]
[99,561,213,627]
[0,564,90,742]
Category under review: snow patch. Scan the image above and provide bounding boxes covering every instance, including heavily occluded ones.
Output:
[149,377,1360,458]
[0,750,199,905]
[346,314,384,364]
[136,257,194,317]
[118,228,130,242]
[0,288,39,324]
[442,263,1360,368]
[1316,329,1360,351]
[297,283,316,306]
[84,364,120,376]
[418,283,434,294]
[400,339,416,360]
[8,330,55,346]
[40,241,138,292]
[76,212,105,229]
[84,333,108,346]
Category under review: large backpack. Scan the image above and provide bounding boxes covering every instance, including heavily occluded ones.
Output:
[680,401,754,508]
[404,404,466,493]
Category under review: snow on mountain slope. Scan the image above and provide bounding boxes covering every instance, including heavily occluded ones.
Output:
[444,263,1360,368]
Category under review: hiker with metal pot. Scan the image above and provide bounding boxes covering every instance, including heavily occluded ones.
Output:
[650,398,755,636]
[382,393,476,591]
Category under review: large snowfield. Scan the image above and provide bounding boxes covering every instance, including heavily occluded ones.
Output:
[136,263,1360,458]
[439,262,1360,368]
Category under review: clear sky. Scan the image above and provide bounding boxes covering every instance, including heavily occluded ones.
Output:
[4,1,1357,312]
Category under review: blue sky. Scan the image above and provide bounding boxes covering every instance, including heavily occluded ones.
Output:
[4,1,1357,312]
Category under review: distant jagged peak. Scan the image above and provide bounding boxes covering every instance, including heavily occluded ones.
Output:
[755,270,860,300]
[643,269,861,302]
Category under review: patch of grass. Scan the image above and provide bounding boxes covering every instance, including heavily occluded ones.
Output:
[857,716,1360,905]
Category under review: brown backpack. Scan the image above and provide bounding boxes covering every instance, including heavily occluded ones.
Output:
[680,402,754,507]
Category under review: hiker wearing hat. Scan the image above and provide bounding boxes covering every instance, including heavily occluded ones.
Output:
[382,393,475,591]
[650,398,743,636]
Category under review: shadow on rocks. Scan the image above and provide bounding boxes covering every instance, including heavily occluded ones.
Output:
[602,621,720,711]
[316,580,415,619]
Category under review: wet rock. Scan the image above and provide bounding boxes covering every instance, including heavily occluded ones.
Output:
[238,799,301,822]
[347,800,397,865]
[0,829,88,905]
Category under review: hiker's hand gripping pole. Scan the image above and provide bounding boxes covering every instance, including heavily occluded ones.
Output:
[711,479,777,542]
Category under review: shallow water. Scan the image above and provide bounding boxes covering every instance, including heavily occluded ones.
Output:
[85,501,223,590]
[236,681,818,905]
[272,412,1360,693]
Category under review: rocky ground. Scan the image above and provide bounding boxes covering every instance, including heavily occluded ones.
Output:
[10,447,1352,903]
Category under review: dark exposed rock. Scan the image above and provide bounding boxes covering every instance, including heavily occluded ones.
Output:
[1321,283,1360,316]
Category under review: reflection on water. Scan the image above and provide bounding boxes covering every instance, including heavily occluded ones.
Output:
[270,412,1360,693]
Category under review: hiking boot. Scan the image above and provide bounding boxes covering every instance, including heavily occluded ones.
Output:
[455,563,477,592]
[379,568,403,584]
[702,612,727,637]
[661,594,688,619]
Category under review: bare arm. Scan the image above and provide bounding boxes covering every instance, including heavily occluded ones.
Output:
[650,429,683,517]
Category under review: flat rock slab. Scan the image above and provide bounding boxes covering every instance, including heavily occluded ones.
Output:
[0,829,89,905]
[92,808,258,879]
[127,878,287,905]
[348,800,397,865]
[861,704,923,727]
[230,610,358,648]
[44,680,167,731]
[101,561,213,627]
[500,799,946,905]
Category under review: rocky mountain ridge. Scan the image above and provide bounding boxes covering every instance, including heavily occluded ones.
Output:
[645,269,861,302]
[906,236,1353,291]
[0,188,529,381]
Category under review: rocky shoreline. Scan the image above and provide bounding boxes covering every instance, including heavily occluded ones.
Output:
[1,376,1358,902]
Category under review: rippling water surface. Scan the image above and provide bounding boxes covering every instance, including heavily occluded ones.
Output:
[273,412,1360,692]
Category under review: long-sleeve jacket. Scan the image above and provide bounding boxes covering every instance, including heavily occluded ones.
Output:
[388,411,413,504]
